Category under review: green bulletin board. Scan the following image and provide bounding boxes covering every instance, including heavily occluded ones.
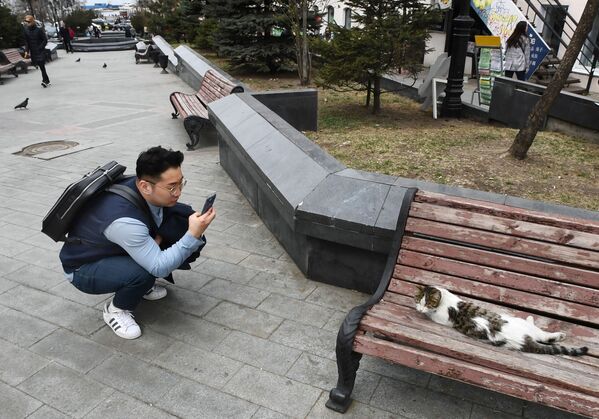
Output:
[478,47,503,105]
[475,35,503,106]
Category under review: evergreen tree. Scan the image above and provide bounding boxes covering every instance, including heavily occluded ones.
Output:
[179,0,204,44]
[64,9,96,35]
[315,0,438,113]
[139,0,185,42]
[205,0,295,73]
[0,5,24,49]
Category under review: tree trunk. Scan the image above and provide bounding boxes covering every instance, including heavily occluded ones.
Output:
[300,0,309,85]
[372,75,381,114]
[508,0,599,160]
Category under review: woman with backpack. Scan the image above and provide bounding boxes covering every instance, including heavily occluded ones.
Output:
[504,21,531,81]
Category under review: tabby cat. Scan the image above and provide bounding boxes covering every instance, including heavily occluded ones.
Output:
[414,285,588,356]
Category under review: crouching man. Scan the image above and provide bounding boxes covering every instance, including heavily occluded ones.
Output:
[60,146,215,339]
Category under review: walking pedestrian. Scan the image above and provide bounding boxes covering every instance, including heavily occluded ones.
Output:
[59,21,73,53]
[23,15,51,88]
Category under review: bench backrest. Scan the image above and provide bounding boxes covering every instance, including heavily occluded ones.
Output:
[389,190,599,329]
[2,49,25,64]
[197,69,243,105]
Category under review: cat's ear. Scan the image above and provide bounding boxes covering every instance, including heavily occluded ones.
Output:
[414,285,425,302]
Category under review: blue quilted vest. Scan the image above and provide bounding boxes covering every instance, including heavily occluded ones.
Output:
[59,177,157,272]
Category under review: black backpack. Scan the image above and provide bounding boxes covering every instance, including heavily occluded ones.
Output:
[42,161,149,242]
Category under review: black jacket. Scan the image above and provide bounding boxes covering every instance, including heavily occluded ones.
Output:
[24,25,48,65]
[59,26,71,41]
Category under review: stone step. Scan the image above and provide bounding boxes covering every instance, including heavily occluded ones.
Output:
[535,77,581,87]
[563,85,588,95]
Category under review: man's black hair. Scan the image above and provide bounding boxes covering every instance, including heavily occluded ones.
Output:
[136,146,184,179]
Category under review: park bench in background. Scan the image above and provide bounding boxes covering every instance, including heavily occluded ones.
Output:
[45,42,58,62]
[169,69,243,149]
[1,49,31,73]
[0,61,16,84]
[327,188,599,417]
[134,41,154,64]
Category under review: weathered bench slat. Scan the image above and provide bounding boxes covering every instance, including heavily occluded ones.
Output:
[381,290,599,348]
[327,188,599,416]
[415,191,599,234]
[402,236,599,288]
[169,69,242,149]
[354,335,599,417]
[398,249,599,307]
[366,301,599,373]
[410,202,599,251]
[171,93,209,119]
[406,218,599,269]
[198,82,229,103]
[387,279,599,342]
[391,268,599,323]
[360,312,599,391]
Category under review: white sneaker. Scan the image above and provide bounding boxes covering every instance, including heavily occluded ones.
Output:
[143,285,167,301]
[103,303,141,339]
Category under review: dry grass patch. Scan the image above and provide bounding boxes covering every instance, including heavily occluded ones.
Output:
[195,49,599,211]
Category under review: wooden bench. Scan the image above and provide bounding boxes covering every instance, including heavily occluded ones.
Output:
[169,69,243,149]
[1,48,31,73]
[45,42,58,62]
[327,188,599,417]
[0,61,16,84]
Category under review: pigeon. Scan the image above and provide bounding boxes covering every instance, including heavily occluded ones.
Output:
[76,58,81,62]
[102,63,107,68]
[14,98,29,110]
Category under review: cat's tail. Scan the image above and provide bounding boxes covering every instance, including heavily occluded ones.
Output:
[522,336,588,356]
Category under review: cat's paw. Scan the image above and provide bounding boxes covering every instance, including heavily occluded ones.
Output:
[555,332,566,342]
[526,316,534,324]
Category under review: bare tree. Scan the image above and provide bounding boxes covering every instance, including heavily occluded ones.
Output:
[508,0,599,160]
[287,0,322,85]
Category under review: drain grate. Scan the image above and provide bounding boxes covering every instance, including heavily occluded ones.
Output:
[14,140,79,157]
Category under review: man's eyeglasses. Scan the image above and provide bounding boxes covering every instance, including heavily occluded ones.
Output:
[145,178,187,195]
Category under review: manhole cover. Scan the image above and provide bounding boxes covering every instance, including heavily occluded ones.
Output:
[14,140,79,156]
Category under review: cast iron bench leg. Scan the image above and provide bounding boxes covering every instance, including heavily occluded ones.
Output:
[326,305,368,413]
[184,117,207,150]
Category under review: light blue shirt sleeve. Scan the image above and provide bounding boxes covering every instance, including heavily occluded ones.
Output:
[104,217,204,278]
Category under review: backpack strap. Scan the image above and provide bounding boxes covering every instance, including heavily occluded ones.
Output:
[106,184,159,233]
[64,182,158,246]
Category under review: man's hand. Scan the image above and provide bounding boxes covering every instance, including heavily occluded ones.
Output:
[187,207,216,239]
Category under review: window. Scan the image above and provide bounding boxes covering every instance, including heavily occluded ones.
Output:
[327,6,335,24]
[344,8,351,29]
[579,13,599,68]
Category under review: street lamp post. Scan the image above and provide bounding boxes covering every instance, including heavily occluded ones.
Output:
[440,0,474,118]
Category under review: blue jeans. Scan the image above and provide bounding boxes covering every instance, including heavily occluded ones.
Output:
[71,256,155,311]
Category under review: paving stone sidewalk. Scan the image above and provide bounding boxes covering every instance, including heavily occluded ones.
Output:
[0,50,582,419]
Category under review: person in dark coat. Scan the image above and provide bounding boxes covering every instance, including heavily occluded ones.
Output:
[23,15,50,87]
[59,21,73,53]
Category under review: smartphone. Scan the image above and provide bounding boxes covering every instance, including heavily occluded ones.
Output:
[201,193,216,214]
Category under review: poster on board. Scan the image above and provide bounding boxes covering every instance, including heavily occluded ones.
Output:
[470,0,550,80]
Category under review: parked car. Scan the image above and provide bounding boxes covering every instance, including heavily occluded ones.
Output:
[114,23,136,37]
[44,22,58,38]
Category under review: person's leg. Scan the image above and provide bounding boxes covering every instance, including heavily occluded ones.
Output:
[71,255,155,311]
[38,62,49,84]
[515,71,526,81]
[504,70,514,79]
